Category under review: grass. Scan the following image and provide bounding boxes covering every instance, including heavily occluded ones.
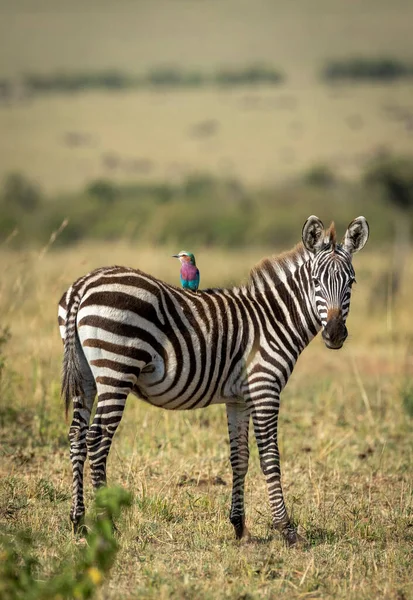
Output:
[1,0,413,191]
[1,169,404,249]
[1,83,413,192]
[0,241,412,599]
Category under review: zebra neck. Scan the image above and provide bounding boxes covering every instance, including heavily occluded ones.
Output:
[245,257,321,350]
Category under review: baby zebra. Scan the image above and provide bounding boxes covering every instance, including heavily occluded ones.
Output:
[58,216,369,544]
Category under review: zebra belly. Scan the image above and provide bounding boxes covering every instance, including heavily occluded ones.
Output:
[130,384,230,410]
[135,360,232,409]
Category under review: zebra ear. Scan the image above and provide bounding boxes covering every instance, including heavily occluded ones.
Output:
[342,216,369,255]
[302,215,325,254]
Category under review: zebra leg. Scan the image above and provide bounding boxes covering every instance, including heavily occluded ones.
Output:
[251,396,300,546]
[226,403,251,540]
[86,388,129,491]
[69,386,96,534]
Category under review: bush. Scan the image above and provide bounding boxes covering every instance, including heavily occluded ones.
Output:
[0,162,406,249]
[215,63,284,86]
[363,155,413,211]
[183,173,218,198]
[18,64,285,96]
[145,66,206,88]
[1,173,42,212]
[86,180,117,204]
[302,164,336,188]
[0,486,132,600]
[23,70,133,93]
[322,57,413,82]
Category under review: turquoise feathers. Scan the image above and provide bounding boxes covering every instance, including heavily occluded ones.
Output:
[172,251,200,291]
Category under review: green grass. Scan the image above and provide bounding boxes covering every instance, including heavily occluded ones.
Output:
[0,243,412,598]
[2,170,405,249]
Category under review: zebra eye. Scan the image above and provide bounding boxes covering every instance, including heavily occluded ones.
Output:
[349,278,357,287]
[313,277,320,286]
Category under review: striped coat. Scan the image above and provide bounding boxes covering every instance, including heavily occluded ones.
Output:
[59,216,369,543]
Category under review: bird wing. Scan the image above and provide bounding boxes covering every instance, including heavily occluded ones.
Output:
[180,267,200,289]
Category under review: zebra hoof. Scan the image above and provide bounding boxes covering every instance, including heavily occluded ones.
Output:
[71,514,87,536]
[281,526,306,547]
[231,516,250,541]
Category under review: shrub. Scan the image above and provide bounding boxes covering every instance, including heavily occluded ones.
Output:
[23,70,132,93]
[86,180,117,204]
[215,63,284,86]
[302,164,336,188]
[145,66,206,88]
[322,57,413,82]
[0,163,404,249]
[183,173,218,198]
[0,486,132,600]
[1,173,42,212]
[18,64,285,96]
[363,155,413,211]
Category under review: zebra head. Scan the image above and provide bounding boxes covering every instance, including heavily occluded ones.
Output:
[302,215,369,349]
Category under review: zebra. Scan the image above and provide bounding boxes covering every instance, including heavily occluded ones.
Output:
[58,215,369,544]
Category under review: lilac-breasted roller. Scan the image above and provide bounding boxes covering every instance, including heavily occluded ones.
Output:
[172,251,200,291]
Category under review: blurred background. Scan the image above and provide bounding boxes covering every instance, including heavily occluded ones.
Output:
[0,0,412,256]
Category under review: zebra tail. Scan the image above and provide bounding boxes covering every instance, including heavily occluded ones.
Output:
[61,293,84,419]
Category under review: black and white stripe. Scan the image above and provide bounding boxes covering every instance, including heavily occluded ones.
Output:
[59,216,369,542]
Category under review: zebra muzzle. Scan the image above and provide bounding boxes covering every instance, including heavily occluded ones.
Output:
[322,316,348,349]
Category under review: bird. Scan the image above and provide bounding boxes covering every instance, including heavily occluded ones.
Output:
[172,251,200,292]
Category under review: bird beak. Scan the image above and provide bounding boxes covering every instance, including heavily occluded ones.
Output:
[172,255,179,258]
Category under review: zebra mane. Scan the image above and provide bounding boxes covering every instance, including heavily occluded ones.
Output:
[324,222,337,248]
[248,242,310,287]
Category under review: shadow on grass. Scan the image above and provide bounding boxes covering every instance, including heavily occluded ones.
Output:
[238,524,340,548]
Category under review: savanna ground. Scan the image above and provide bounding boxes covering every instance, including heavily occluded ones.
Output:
[0,242,412,599]
[0,0,413,190]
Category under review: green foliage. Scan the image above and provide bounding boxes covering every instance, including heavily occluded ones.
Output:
[15,64,285,96]
[0,162,409,249]
[1,173,42,212]
[86,180,117,204]
[302,164,336,188]
[363,154,413,212]
[23,70,132,93]
[0,530,39,600]
[214,63,284,86]
[322,57,413,82]
[145,66,205,88]
[0,486,132,600]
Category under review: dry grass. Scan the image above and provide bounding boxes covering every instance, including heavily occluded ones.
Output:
[1,0,413,190]
[0,241,412,599]
[1,84,413,192]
